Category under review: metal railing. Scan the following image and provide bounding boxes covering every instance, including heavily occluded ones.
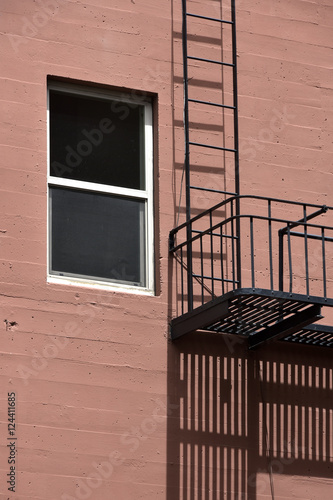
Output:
[170,195,333,315]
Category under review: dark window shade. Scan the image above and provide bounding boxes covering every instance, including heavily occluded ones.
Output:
[50,91,145,190]
[50,187,146,286]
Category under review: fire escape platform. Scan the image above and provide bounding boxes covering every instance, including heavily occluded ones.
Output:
[171,2,333,351]
[170,288,333,349]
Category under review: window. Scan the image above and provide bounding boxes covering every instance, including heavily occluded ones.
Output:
[47,82,154,292]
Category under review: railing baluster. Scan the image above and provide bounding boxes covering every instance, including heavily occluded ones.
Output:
[322,227,327,298]
[287,223,293,293]
[268,199,274,290]
[231,202,236,289]
[200,234,204,305]
[303,206,310,296]
[187,222,193,311]
[210,211,214,299]
[278,229,284,292]
[220,224,225,296]
[250,216,255,288]
[180,247,184,315]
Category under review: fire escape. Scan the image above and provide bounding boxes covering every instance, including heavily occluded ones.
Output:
[169,0,333,349]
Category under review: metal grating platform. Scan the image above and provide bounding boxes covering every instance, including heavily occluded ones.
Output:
[170,288,333,349]
[206,291,321,336]
[282,324,333,348]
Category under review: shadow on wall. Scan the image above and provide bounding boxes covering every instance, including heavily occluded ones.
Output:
[168,1,333,496]
[166,333,333,499]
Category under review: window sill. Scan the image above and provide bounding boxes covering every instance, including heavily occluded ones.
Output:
[47,275,155,296]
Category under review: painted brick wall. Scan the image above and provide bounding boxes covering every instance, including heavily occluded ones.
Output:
[0,1,332,499]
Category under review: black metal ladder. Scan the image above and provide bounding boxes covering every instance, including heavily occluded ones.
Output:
[182,0,241,311]
[182,0,240,223]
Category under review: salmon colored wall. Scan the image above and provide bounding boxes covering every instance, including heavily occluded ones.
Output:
[0,1,332,499]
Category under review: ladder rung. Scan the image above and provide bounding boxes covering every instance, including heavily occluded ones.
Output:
[186,13,234,25]
[188,98,235,110]
[188,56,234,67]
[190,185,237,196]
[189,141,237,153]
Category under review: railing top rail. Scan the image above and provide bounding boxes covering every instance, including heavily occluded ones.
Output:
[170,212,333,252]
[170,194,333,238]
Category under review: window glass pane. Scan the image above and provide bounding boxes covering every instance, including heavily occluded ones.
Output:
[50,90,145,190]
[50,187,146,286]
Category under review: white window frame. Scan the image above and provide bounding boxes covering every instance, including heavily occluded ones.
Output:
[47,82,154,294]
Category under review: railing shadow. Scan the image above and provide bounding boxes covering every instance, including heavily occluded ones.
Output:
[166,333,333,499]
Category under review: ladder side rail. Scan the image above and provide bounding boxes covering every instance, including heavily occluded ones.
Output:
[231,0,241,288]
[182,0,193,311]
